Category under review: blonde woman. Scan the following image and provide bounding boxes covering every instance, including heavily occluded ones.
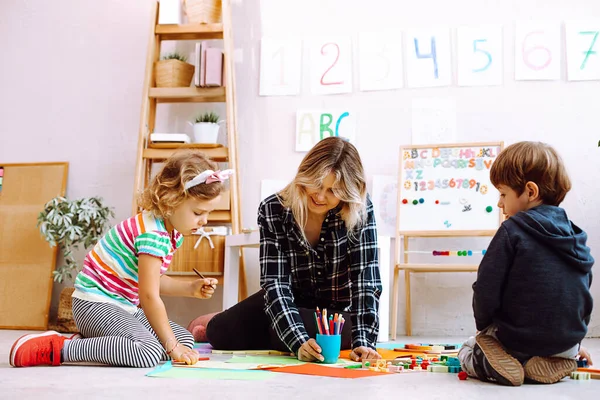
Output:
[189,137,382,362]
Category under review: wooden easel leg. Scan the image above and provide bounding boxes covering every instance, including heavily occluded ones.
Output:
[405,270,411,336]
[391,267,399,340]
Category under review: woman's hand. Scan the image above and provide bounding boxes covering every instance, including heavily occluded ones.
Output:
[350,346,381,362]
[190,278,218,299]
[579,346,593,366]
[169,343,200,365]
[297,339,324,362]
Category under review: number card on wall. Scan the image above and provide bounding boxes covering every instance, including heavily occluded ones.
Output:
[457,26,504,86]
[259,38,302,96]
[515,22,561,80]
[358,32,403,91]
[405,29,452,88]
[565,21,600,81]
[308,37,353,95]
[295,110,356,152]
[397,142,503,233]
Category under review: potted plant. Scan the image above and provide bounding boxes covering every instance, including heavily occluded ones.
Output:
[154,51,195,88]
[37,196,114,332]
[189,111,222,143]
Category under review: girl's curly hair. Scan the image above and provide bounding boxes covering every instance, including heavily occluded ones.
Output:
[138,150,223,218]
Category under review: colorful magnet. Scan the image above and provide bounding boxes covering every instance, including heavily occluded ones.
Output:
[435,200,439,204]
[412,199,418,205]
[418,198,424,204]
[485,206,493,213]
[402,199,408,204]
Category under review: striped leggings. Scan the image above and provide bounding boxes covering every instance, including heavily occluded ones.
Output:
[64,297,194,368]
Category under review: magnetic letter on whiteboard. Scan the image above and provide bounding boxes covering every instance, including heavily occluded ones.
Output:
[358,31,404,91]
[515,22,561,80]
[259,38,302,96]
[565,21,600,81]
[308,37,353,95]
[405,29,452,88]
[457,26,503,86]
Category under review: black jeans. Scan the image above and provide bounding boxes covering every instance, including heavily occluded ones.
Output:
[206,290,353,352]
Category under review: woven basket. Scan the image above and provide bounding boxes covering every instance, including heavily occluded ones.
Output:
[154,59,195,87]
[51,287,79,333]
[184,0,222,24]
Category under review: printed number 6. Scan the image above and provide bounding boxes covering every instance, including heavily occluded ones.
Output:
[472,39,492,72]
[522,31,552,71]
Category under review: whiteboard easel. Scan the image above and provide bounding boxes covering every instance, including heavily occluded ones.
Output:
[391,141,504,337]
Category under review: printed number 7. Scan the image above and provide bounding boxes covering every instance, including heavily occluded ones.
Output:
[579,31,599,70]
[472,39,492,72]
[414,37,438,79]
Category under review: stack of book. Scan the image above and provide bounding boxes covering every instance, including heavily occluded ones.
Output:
[194,42,225,88]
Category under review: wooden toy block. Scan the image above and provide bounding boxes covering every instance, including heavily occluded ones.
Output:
[571,371,591,380]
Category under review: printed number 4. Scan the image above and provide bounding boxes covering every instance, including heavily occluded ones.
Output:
[472,39,492,72]
[579,31,599,70]
[414,37,439,79]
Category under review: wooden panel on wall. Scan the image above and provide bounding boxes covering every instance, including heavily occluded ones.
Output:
[0,162,68,330]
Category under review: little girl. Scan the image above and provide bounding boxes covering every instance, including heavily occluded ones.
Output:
[10,151,232,368]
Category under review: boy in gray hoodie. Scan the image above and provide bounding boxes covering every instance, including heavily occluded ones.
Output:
[458,141,594,386]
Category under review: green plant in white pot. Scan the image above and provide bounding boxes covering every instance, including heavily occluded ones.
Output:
[37,196,115,283]
[189,111,222,144]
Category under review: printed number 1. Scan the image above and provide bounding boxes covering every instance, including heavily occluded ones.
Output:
[414,37,438,79]
[272,46,286,86]
[579,31,599,70]
[472,39,492,72]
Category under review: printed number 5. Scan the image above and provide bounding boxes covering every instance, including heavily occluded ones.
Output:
[472,39,492,72]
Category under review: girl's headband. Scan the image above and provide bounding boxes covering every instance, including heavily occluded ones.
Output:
[184,169,234,190]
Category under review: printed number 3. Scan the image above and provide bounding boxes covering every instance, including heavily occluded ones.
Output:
[472,39,492,72]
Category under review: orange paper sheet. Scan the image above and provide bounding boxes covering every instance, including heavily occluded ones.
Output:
[271,363,390,378]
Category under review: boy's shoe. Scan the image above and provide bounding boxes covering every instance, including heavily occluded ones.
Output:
[9,331,66,367]
[524,356,577,384]
[472,334,524,386]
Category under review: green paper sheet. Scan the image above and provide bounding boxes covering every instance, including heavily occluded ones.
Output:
[226,355,305,366]
[147,362,274,380]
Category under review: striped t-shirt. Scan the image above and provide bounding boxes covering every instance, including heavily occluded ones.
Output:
[72,211,184,313]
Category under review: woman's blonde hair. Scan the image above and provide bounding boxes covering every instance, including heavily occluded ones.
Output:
[279,137,368,236]
[138,150,223,218]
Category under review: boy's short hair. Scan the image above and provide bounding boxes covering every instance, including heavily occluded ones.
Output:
[490,141,571,206]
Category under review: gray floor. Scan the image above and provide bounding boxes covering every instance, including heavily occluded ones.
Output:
[0,330,598,400]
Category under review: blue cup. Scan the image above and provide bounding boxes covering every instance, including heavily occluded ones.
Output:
[316,334,341,364]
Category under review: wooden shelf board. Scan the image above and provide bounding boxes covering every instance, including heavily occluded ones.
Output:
[208,210,231,223]
[143,146,228,161]
[155,23,224,40]
[149,87,226,103]
[149,143,223,149]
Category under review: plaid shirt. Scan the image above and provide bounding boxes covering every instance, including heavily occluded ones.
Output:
[258,193,382,354]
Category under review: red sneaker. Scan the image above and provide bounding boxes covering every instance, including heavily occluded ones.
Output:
[9,331,66,367]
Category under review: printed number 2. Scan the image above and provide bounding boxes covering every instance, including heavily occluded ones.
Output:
[579,31,599,70]
[472,39,492,72]
[414,37,438,78]
[320,43,342,86]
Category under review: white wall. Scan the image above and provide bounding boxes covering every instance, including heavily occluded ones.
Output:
[1,0,598,337]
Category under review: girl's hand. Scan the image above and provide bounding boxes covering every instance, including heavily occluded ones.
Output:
[169,343,199,365]
[191,278,218,299]
[578,346,593,366]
